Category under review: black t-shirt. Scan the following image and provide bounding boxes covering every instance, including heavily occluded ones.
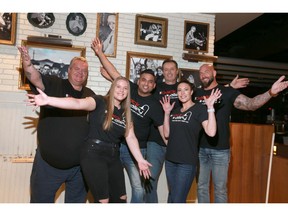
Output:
[148,82,180,146]
[87,95,126,144]
[123,82,164,148]
[166,104,207,165]
[30,75,95,169]
[193,84,241,150]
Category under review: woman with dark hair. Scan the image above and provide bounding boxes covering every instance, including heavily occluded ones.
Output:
[160,80,221,203]
[26,76,151,203]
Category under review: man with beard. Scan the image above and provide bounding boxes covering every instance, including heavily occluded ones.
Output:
[194,63,288,203]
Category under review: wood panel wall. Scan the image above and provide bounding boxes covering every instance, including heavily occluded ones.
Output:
[228,123,274,202]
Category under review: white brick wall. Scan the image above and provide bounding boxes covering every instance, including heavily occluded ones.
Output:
[0,13,215,95]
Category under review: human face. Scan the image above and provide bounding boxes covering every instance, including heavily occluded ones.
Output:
[51,67,59,75]
[107,15,116,31]
[68,59,88,89]
[177,82,193,104]
[199,65,214,88]
[114,79,129,105]
[162,62,178,84]
[137,73,156,96]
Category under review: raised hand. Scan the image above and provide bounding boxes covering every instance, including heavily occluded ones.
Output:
[270,75,288,96]
[204,88,222,108]
[91,37,103,56]
[230,75,250,89]
[26,88,49,108]
[18,46,32,65]
[160,95,175,114]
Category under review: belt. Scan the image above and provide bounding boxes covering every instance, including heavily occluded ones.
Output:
[89,139,118,148]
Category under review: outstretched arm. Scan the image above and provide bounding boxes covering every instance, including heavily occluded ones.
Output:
[18,46,45,91]
[234,75,288,111]
[27,88,96,111]
[91,37,121,80]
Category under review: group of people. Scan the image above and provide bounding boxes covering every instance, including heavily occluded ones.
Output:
[18,36,288,203]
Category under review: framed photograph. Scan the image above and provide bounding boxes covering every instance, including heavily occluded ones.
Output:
[126,51,172,84]
[179,68,201,88]
[96,13,119,57]
[0,13,17,45]
[183,20,209,53]
[66,13,87,36]
[27,13,55,29]
[135,14,168,48]
[19,40,86,90]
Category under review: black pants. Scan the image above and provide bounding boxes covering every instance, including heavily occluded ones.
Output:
[80,139,126,203]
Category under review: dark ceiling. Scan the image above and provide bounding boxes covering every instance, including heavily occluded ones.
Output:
[214,13,288,63]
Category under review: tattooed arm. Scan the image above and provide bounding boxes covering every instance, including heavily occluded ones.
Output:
[234,75,288,111]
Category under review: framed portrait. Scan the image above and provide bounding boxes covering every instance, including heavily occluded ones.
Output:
[134,14,168,48]
[183,20,209,53]
[179,68,201,88]
[126,51,172,84]
[96,13,119,57]
[27,13,55,29]
[66,13,87,36]
[0,13,17,45]
[19,40,86,90]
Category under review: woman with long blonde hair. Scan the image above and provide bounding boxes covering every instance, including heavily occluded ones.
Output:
[27,76,151,203]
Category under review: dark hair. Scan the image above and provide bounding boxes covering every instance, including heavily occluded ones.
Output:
[140,69,155,76]
[162,59,178,69]
[140,69,156,81]
[178,79,195,91]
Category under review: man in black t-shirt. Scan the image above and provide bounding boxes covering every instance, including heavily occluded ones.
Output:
[18,46,95,203]
[90,37,166,203]
[195,64,288,203]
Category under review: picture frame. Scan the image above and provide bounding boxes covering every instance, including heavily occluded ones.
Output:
[18,40,86,90]
[0,13,17,45]
[66,13,87,36]
[27,13,55,29]
[179,68,201,88]
[183,20,209,53]
[126,51,172,84]
[134,14,168,48]
[96,13,119,57]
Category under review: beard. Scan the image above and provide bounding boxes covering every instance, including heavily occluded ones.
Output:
[201,76,214,88]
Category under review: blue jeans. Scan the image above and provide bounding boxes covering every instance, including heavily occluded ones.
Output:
[165,160,196,203]
[197,147,230,203]
[120,143,147,203]
[30,149,87,203]
[145,141,166,203]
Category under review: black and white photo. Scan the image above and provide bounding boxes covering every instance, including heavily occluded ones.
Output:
[27,13,55,29]
[0,13,17,45]
[66,13,87,36]
[126,51,172,83]
[96,13,118,57]
[183,20,209,53]
[135,14,168,48]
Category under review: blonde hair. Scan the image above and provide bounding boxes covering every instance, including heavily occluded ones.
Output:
[69,56,88,68]
[103,76,132,137]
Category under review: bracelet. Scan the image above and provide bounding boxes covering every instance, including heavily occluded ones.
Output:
[207,108,215,113]
[269,89,278,97]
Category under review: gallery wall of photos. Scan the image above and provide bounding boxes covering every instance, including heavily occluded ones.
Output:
[0,13,215,95]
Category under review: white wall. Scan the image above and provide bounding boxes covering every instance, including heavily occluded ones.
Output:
[0,12,215,203]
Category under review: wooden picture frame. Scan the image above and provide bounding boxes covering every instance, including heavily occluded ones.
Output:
[0,13,17,45]
[183,20,209,53]
[126,51,172,83]
[96,13,118,57]
[18,40,86,90]
[134,14,168,48]
[179,68,201,88]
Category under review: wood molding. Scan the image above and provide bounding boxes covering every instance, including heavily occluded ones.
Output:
[182,52,218,62]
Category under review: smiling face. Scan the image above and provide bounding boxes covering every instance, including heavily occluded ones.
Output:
[199,64,215,88]
[68,58,88,90]
[137,72,156,96]
[113,78,129,105]
[177,82,193,104]
[162,61,178,84]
